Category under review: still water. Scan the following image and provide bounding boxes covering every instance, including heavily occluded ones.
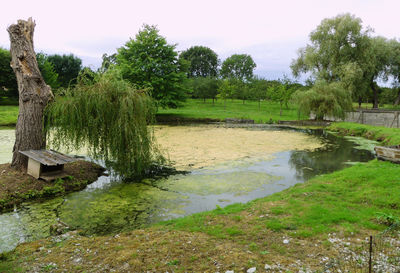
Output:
[0,126,376,253]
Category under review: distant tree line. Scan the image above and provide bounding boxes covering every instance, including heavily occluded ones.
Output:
[2,15,400,116]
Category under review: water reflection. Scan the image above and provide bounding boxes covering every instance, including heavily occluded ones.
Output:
[289,130,375,180]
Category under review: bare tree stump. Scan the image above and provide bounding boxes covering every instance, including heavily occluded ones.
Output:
[8,18,53,170]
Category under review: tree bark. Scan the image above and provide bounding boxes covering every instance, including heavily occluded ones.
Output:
[371,82,379,109]
[394,88,400,106]
[8,18,53,170]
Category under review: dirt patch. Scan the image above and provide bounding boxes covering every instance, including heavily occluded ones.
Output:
[154,125,322,170]
[0,161,104,212]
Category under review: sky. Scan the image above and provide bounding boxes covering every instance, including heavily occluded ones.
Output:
[1,0,399,80]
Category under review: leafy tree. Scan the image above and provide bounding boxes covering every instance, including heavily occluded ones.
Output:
[47,54,82,88]
[388,39,400,105]
[248,77,270,109]
[191,77,219,103]
[179,46,219,78]
[232,80,251,104]
[220,54,256,82]
[36,53,59,90]
[292,81,353,120]
[116,24,187,108]
[217,79,235,109]
[0,48,17,98]
[291,13,390,108]
[99,53,117,73]
[267,79,297,116]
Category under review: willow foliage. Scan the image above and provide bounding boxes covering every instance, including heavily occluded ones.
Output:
[45,70,163,179]
[292,81,353,121]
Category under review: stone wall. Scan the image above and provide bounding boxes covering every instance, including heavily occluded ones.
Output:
[318,110,400,128]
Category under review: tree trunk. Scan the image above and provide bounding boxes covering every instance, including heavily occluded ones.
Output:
[394,88,400,106]
[8,18,53,170]
[371,82,378,109]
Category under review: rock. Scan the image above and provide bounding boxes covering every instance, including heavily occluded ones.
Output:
[283,239,290,244]
[264,264,272,270]
[225,271,234,273]
[247,267,256,273]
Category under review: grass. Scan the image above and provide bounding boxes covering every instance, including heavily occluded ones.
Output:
[0,99,303,127]
[329,122,400,145]
[4,160,400,272]
[160,159,400,238]
[158,98,306,123]
[0,106,18,126]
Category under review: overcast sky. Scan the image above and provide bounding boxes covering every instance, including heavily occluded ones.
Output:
[1,0,399,80]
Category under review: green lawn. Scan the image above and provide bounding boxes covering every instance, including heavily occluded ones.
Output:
[329,122,400,146]
[0,106,18,126]
[158,98,306,123]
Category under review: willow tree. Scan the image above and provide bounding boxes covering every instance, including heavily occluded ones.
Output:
[292,81,353,121]
[8,18,54,169]
[45,70,163,179]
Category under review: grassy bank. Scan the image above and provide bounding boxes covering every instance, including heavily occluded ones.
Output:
[0,106,18,126]
[329,122,400,146]
[2,160,399,272]
[0,161,104,212]
[158,99,306,123]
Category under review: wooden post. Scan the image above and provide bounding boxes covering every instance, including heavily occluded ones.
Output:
[7,18,53,170]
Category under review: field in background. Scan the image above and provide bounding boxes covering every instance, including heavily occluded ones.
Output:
[158,99,305,123]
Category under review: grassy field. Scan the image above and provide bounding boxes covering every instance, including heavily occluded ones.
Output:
[158,99,306,123]
[2,160,399,272]
[0,106,18,126]
[329,122,400,146]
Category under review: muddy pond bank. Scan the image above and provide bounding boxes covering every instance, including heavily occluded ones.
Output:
[0,125,378,253]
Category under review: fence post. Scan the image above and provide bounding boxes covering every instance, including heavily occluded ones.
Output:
[369,235,373,273]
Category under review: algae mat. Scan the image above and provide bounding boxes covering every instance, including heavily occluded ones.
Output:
[154,125,322,170]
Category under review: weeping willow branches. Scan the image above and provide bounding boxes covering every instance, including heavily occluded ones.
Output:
[45,70,164,179]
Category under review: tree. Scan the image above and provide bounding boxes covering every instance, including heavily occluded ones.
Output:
[191,77,219,103]
[220,54,256,82]
[99,53,117,73]
[116,24,187,108]
[388,39,400,105]
[36,53,59,90]
[291,13,390,108]
[8,18,54,169]
[292,81,353,120]
[179,46,219,78]
[267,79,297,116]
[217,79,235,109]
[45,69,162,179]
[0,48,18,98]
[249,77,269,109]
[47,53,82,88]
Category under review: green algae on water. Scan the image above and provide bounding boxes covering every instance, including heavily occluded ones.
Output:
[343,136,379,152]
[163,171,281,196]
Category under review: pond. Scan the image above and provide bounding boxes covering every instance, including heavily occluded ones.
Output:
[0,124,377,253]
